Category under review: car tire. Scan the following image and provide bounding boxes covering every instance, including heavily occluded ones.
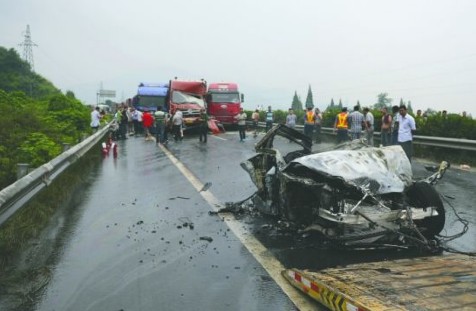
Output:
[405,181,445,238]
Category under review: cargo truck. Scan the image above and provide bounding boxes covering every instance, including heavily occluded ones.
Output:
[206,82,243,126]
[132,82,169,112]
[168,78,207,129]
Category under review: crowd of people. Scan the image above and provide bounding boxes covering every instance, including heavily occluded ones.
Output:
[90,103,217,146]
[92,103,452,163]
[333,104,416,161]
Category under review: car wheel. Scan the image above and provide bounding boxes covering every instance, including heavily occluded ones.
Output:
[405,181,445,238]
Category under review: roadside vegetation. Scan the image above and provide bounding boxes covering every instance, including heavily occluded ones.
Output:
[0,47,91,190]
[0,47,99,275]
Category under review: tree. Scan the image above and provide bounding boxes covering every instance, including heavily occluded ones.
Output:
[0,46,60,100]
[407,101,413,114]
[424,108,438,116]
[374,93,393,110]
[65,90,76,99]
[291,91,303,112]
[304,85,314,109]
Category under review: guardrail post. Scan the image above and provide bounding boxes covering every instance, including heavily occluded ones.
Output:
[16,163,30,180]
[62,143,71,152]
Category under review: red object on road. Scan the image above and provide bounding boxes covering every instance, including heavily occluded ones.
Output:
[208,120,220,135]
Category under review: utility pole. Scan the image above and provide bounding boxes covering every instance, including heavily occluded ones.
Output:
[18,25,37,97]
[18,25,37,71]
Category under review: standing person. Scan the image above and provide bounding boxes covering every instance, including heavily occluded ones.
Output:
[380,107,392,146]
[114,106,125,140]
[348,105,364,140]
[126,107,134,135]
[114,107,122,129]
[303,107,315,139]
[132,108,140,135]
[235,108,248,142]
[142,110,154,141]
[172,110,184,141]
[391,105,400,145]
[363,107,374,146]
[120,106,129,139]
[90,106,102,133]
[397,105,416,162]
[286,108,297,129]
[265,106,274,132]
[251,109,260,138]
[334,107,349,144]
[154,106,168,145]
[198,108,209,143]
[314,108,323,143]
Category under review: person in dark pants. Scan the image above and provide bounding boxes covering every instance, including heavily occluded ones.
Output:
[303,107,315,139]
[154,106,168,145]
[314,108,323,143]
[235,107,247,142]
[391,105,400,145]
[120,106,129,139]
[334,107,349,144]
[265,106,274,132]
[198,108,209,143]
[397,105,416,162]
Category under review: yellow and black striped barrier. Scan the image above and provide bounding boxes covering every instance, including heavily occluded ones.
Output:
[282,254,476,311]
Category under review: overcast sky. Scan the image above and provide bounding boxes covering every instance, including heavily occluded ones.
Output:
[1,0,476,115]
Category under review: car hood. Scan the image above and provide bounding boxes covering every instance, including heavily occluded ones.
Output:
[284,145,413,194]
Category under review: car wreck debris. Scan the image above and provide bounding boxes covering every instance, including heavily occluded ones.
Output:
[240,124,449,248]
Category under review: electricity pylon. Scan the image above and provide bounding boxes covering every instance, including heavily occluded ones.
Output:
[18,25,37,71]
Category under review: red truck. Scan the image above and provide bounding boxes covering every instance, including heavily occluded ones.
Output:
[206,82,243,126]
[168,78,207,129]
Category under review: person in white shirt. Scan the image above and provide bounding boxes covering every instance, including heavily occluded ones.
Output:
[235,108,248,142]
[397,105,416,162]
[90,107,102,133]
[363,107,374,146]
[172,110,184,141]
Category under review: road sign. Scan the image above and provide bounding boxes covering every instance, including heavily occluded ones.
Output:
[97,90,116,98]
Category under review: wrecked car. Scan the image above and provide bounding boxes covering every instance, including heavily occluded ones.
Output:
[241,124,449,247]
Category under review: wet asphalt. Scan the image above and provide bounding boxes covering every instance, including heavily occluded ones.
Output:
[1,130,475,311]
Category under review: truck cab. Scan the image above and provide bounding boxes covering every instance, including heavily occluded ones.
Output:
[133,82,169,112]
[206,82,243,126]
[168,79,207,129]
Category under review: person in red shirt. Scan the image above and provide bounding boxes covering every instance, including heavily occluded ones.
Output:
[142,111,154,141]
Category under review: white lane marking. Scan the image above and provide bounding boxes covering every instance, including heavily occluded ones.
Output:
[159,145,319,311]
[211,135,227,141]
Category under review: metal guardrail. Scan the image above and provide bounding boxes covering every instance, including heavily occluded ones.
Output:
[249,122,476,151]
[0,125,110,227]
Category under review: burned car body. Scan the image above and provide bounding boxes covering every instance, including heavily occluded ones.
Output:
[241,125,448,246]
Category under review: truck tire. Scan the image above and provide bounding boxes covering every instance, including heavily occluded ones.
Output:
[405,182,445,238]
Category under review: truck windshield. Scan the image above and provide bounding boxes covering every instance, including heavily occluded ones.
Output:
[210,93,240,103]
[172,91,205,106]
[135,96,166,110]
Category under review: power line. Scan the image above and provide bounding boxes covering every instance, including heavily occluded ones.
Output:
[18,25,37,71]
